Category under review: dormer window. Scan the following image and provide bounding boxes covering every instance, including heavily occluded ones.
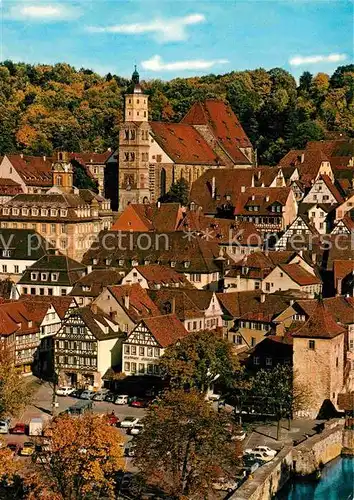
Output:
[92,258,98,265]
[2,249,11,257]
[12,208,19,216]
[51,273,59,282]
[171,261,176,268]
[144,260,150,265]
[41,273,48,281]
[32,208,38,216]
[28,321,33,328]
[2,208,9,216]
[41,209,48,217]
[60,209,67,217]
[132,260,138,266]
[105,258,112,265]
[184,261,190,268]
[31,272,38,281]
[118,259,124,266]
[22,208,28,216]
[50,209,57,217]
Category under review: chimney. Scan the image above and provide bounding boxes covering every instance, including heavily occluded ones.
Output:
[265,195,270,202]
[157,201,161,208]
[241,185,246,193]
[91,303,98,315]
[171,296,176,314]
[290,299,294,306]
[311,252,316,264]
[43,155,46,162]
[86,265,92,275]
[211,176,216,199]
[110,310,118,322]
[301,153,305,163]
[251,194,255,201]
[20,153,24,159]
[124,293,130,310]
[260,293,266,303]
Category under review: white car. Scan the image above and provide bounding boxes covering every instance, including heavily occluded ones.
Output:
[246,446,277,458]
[244,450,273,463]
[129,423,144,435]
[80,390,95,400]
[212,477,238,492]
[56,386,75,397]
[115,395,129,405]
[120,417,140,429]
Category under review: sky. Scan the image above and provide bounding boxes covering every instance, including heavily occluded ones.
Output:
[0,0,353,80]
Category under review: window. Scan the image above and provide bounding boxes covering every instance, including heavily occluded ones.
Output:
[251,337,256,347]
[41,224,47,233]
[31,272,38,281]
[266,357,273,366]
[147,364,153,374]
[51,224,56,234]
[154,347,159,357]
[30,288,35,295]
[2,265,7,273]
[61,289,67,296]
[124,362,130,372]
[131,346,137,355]
[41,209,48,217]
[39,288,45,295]
[336,357,339,368]
[253,356,260,365]
[265,282,270,291]
[139,363,145,373]
[41,273,48,281]
[51,273,58,282]
[139,346,145,356]
[2,249,10,257]
[147,347,153,357]
[308,340,315,350]
[131,362,137,373]
[23,287,28,294]
[255,281,260,290]
[124,345,130,355]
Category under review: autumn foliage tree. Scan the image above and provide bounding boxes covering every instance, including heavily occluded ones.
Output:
[33,413,125,500]
[134,389,241,498]
[0,341,34,419]
[159,330,240,392]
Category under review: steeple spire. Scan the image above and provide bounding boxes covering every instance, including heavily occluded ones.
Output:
[132,65,139,85]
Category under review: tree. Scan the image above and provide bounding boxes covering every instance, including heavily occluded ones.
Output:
[159,178,189,206]
[299,71,313,93]
[160,330,240,392]
[250,365,312,440]
[72,160,98,192]
[33,413,124,499]
[292,120,325,149]
[0,342,34,419]
[134,389,241,498]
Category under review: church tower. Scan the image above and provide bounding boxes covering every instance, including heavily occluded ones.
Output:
[118,67,151,210]
[52,151,73,193]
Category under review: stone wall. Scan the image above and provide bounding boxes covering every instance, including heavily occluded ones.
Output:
[233,420,345,500]
[293,421,344,475]
[231,447,293,500]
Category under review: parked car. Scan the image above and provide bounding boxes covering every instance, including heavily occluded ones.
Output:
[245,446,277,458]
[212,477,238,492]
[70,389,84,398]
[120,416,140,429]
[127,423,144,435]
[208,393,222,401]
[20,442,35,456]
[115,394,129,405]
[130,398,149,408]
[92,390,109,401]
[80,390,95,400]
[244,450,273,463]
[0,419,10,434]
[125,441,136,457]
[243,456,261,475]
[11,423,26,434]
[56,386,75,397]
[104,392,116,403]
[233,429,246,441]
[7,442,20,456]
[120,472,133,493]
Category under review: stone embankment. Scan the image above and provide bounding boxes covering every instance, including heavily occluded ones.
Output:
[232,419,351,500]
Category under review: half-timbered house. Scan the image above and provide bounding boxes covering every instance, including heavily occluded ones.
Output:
[54,305,123,388]
[275,215,318,250]
[122,314,189,376]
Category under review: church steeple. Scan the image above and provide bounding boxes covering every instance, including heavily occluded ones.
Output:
[132,65,139,85]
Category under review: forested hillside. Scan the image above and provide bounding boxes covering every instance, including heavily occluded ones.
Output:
[0,61,353,164]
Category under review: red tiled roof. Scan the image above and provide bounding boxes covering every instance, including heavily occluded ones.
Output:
[279,264,321,286]
[234,187,292,216]
[5,155,53,187]
[190,168,254,214]
[133,264,194,288]
[182,99,252,164]
[111,203,183,233]
[19,295,73,319]
[70,151,112,165]
[150,122,220,165]
[147,289,204,321]
[292,301,345,339]
[333,260,354,283]
[108,284,161,322]
[278,150,304,167]
[0,301,47,337]
[319,175,344,203]
[141,314,189,347]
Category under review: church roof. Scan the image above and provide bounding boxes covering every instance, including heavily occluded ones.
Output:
[149,122,220,165]
[181,99,252,164]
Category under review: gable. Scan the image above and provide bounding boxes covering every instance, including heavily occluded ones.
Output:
[127,322,159,346]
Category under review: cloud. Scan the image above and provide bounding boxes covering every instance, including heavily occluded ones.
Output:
[86,14,205,42]
[141,55,229,72]
[6,2,81,21]
[289,53,347,66]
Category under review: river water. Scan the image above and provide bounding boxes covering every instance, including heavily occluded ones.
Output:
[276,457,354,500]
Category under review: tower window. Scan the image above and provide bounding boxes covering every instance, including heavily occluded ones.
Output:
[130,130,135,140]
[130,152,135,161]
[125,130,129,140]
[128,99,131,104]
[137,111,139,116]
[124,153,129,162]
[137,99,139,104]
[144,111,146,117]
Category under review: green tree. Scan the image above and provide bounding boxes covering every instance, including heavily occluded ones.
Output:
[292,120,325,148]
[160,330,240,392]
[72,160,98,192]
[299,71,313,92]
[134,389,241,498]
[159,178,189,205]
